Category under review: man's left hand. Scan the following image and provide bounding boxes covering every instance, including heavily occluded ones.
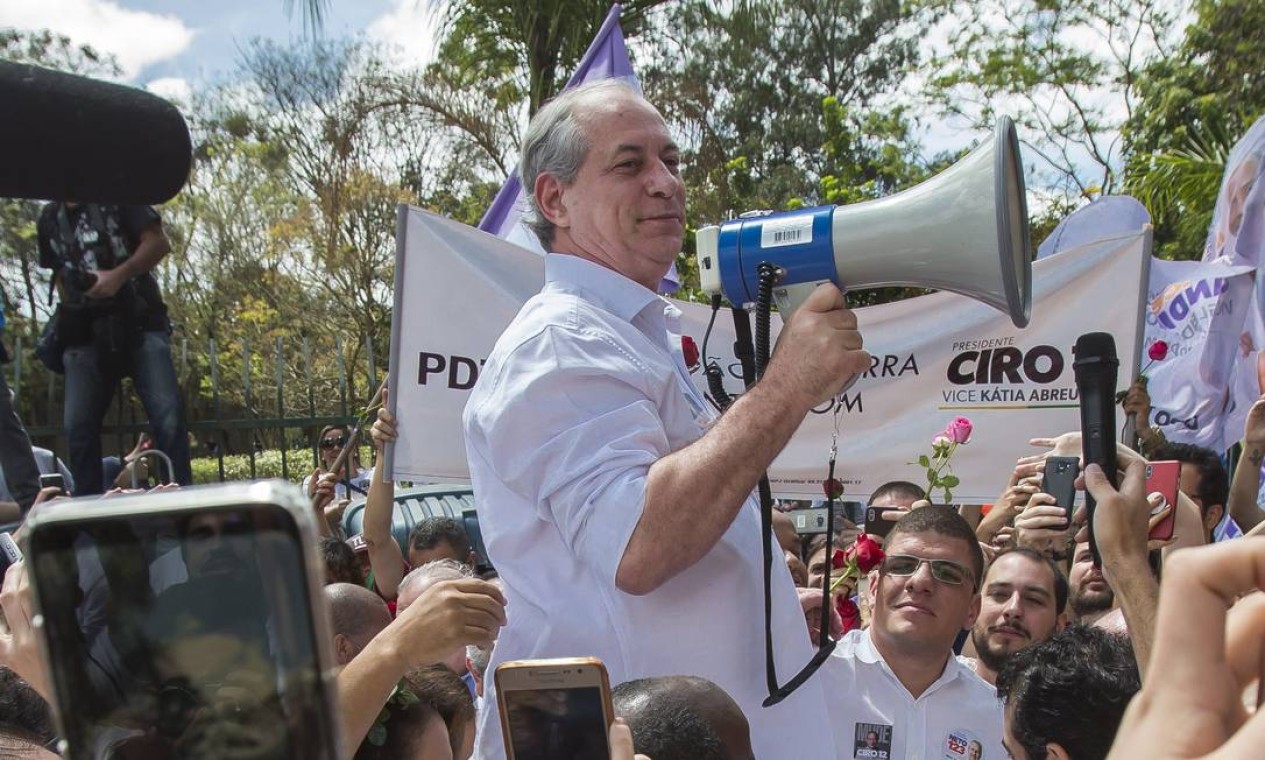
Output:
[84,267,127,299]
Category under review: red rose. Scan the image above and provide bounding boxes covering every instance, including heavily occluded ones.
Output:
[823,477,844,500]
[681,335,700,369]
[831,548,847,570]
[835,596,861,634]
[853,534,885,573]
[1147,340,1169,362]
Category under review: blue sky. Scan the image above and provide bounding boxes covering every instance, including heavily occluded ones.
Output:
[0,0,440,102]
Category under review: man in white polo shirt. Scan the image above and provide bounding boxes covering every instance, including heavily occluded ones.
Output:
[826,507,1003,760]
[463,79,869,760]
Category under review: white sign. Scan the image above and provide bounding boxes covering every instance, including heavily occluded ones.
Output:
[387,207,1148,503]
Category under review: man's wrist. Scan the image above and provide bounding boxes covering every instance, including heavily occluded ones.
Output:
[1100,549,1150,583]
[1246,445,1265,466]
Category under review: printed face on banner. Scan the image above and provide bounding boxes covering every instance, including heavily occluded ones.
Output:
[1143,258,1254,450]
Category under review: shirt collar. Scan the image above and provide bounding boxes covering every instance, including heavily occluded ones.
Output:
[859,628,967,692]
[544,253,664,323]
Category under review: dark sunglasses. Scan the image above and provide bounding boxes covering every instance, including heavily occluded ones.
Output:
[320,436,347,449]
[882,554,975,588]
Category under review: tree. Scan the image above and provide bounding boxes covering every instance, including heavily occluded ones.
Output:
[1124,0,1265,259]
[429,0,668,116]
[925,0,1182,201]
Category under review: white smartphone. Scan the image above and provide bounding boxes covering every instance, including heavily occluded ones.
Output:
[495,657,614,760]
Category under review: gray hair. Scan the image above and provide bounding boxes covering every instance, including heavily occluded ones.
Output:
[466,643,491,676]
[519,79,643,248]
[397,558,475,610]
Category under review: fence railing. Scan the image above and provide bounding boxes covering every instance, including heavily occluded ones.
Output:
[5,331,384,483]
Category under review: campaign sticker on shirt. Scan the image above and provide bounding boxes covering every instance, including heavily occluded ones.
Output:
[944,728,985,759]
[853,722,892,759]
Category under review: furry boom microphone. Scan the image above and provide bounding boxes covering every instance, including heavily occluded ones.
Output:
[0,61,192,204]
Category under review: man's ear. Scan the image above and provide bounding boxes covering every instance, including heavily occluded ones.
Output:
[963,592,982,631]
[334,633,355,664]
[1045,742,1072,760]
[1205,503,1225,533]
[534,172,570,230]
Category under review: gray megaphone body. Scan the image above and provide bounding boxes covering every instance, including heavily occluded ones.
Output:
[695,116,1032,329]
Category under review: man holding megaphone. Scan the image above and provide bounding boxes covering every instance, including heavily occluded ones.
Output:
[462,79,869,760]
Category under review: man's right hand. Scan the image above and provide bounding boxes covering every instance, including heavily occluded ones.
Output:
[768,284,870,408]
[381,579,506,670]
[1244,396,1265,451]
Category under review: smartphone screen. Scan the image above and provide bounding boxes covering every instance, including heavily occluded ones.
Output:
[498,660,611,760]
[1145,460,1181,542]
[27,497,337,760]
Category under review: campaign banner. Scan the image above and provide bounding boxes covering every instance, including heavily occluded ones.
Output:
[386,206,1148,503]
[1142,258,1254,451]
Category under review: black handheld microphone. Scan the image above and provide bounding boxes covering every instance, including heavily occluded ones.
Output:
[0,61,192,204]
[1072,332,1119,568]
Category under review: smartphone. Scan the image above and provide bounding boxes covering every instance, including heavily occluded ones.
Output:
[496,657,614,760]
[1145,460,1181,541]
[1042,456,1079,522]
[38,472,65,494]
[864,506,898,538]
[23,482,340,760]
[0,532,22,580]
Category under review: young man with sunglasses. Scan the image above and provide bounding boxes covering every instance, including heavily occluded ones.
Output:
[824,507,1003,760]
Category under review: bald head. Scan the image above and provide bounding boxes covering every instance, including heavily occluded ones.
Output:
[325,583,391,665]
[397,558,475,611]
[613,675,753,760]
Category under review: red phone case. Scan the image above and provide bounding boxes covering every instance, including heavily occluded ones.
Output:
[1144,460,1181,541]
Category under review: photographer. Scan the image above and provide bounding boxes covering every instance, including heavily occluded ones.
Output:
[37,202,191,495]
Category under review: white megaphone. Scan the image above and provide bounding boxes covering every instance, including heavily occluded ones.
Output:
[695,116,1032,328]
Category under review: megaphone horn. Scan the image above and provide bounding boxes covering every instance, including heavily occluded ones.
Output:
[695,116,1032,328]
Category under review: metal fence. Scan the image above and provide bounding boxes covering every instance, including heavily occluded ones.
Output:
[5,331,384,483]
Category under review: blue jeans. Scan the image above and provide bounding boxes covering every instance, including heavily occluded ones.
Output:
[63,330,191,494]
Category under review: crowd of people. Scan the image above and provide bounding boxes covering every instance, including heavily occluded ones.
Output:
[2,79,1265,760]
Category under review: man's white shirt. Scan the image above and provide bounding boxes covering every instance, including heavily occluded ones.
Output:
[823,629,1004,760]
[464,253,840,760]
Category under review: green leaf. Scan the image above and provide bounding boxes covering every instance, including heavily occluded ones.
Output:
[941,475,960,488]
[943,488,953,503]
[918,454,930,468]
[927,468,937,484]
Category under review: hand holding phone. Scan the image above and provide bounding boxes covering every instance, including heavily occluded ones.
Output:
[1042,456,1079,522]
[38,473,65,496]
[0,548,51,702]
[1144,460,1181,542]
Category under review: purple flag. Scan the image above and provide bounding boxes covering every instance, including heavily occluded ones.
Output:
[477,3,680,293]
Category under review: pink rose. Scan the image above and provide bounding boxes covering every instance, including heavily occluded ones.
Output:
[945,416,973,444]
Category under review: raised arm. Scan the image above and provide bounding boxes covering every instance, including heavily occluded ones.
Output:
[337,579,505,758]
[618,284,868,595]
[1227,397,1265,532]
[1082,460,1159,679]
[364,395,406,599]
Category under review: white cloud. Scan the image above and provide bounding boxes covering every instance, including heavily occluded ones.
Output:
[366,0,440,70]
[0,0,194,80]
[145,76,191,106]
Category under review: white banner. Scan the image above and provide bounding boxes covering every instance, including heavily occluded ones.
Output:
[387,207,1148,503]
[1142,258,1254,450]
